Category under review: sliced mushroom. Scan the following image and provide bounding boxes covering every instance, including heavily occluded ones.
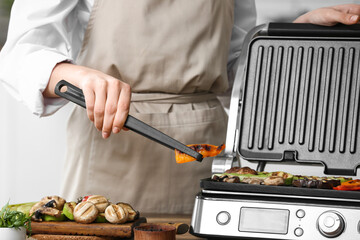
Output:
[225,167,257,175]
[223,176,241,183]
[264,176,285,186]
[37,207,61,217]
[44,200,56,208]
[41,196,66,210]
[218,175,229,182]
[242,177,264,185]
[212,175,220,181]
[30,201,61,222]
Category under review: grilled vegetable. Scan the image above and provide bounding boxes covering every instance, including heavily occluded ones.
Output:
[63,202,76,221]
[30,201,62,222]
[225,167,257,175]
[83,195,109,213]
[336,177,353,183]
[242,177,263,185]
[95,213,108,223]
[73,202,99,224]
[264,176,284,186]
[43,213,67,222]
[41,196,66,210]
[223,176,241,183]
[293,175,352,183]
[212,170,293,186]
[175,144,225,164]
[212,172,269,181]
[8,202,37,217]
[270,171,293,185]
[116,202,139,222]
[333,179,360,191]
[105,204,128,224]
[292,176,341,189]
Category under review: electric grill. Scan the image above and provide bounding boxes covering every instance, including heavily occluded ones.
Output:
[190,23,360,240]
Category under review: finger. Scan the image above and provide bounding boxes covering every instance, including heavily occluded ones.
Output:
[314,9,348,26]
[82,86,95,122]
[321,8,359,25]
[294,8,359,26]
[102,81,121,139]
[330,11,360,25]
[112,83,131,133]
[333,4,360,15]
[93,81,107,132]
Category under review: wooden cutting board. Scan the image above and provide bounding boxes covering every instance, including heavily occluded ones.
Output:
[30,217,146,239]
[29,235,118,240]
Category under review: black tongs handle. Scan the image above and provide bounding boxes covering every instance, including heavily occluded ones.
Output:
[55,80,203,162]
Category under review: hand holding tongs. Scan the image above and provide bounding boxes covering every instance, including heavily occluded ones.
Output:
[54,80,203,162]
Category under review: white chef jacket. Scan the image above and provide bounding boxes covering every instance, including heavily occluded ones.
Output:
[0,0,256,117]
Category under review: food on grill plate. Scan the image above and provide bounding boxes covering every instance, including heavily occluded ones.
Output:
[212,167,355,190]
[292,176,349,189]
[212,168,290,186]
[263,176,285,186]
[241,177,264,185]
[270,171,294,185]
[175,144,225,164]
[225,166,257,175]
[333,179,360,191]
[9,195,139,224]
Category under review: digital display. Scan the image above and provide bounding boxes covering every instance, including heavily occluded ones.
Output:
[239,207,289,234]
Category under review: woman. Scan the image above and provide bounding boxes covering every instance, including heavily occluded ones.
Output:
[0,1,359,214]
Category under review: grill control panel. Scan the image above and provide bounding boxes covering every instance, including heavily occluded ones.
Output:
[191,192,360,240]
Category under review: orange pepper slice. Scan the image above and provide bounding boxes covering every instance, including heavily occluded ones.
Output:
[341,179,360,188]
[175,144,225,164]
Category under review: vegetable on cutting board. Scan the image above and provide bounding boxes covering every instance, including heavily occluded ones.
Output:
[0,202,32,234]
[10,195,140,225]
[62,202,76,221]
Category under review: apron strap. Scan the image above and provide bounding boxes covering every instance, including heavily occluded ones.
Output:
[131,92,217,104]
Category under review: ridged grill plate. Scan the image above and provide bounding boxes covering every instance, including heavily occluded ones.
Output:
[239,37,360,175]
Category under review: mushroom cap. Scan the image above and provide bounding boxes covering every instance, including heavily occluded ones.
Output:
[105,204,128,224]
[86,195,109,213]
[74,201,99,224]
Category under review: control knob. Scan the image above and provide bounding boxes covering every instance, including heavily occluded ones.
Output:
[317,211,345,238]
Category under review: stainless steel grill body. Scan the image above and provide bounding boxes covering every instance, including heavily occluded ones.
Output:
[192,23,360,240]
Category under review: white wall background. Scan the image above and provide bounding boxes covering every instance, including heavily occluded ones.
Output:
[1,0,360,207]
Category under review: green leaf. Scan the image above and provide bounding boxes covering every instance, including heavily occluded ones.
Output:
[0,202,32,236]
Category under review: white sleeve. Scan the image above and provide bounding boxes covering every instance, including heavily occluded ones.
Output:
[0,0,91,117]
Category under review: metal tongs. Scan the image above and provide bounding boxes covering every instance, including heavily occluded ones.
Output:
[55,80,203,162]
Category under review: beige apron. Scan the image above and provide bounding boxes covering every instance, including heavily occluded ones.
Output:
[60,0,234,214]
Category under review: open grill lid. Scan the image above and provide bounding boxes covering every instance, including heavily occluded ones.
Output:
[234,23,360,176]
